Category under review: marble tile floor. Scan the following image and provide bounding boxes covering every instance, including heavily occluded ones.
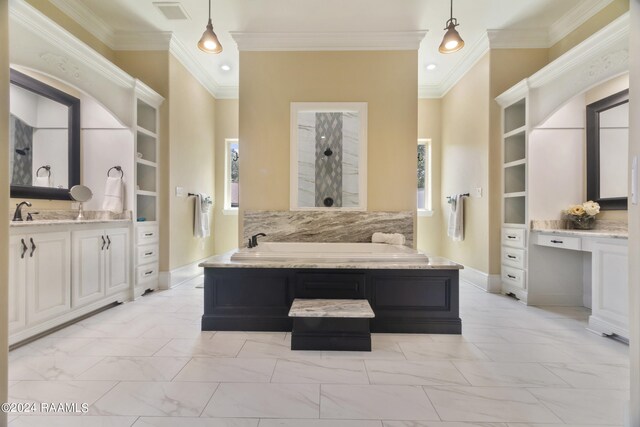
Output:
[7,275,629,426]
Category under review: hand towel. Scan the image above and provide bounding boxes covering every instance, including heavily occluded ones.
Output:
[102,177,124,214]
[194,193,212,238]
[447,194,464,241]
[372,232,406,246]
[33,175,51,187]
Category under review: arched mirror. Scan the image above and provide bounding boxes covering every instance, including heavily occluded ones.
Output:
[9,69,81,200]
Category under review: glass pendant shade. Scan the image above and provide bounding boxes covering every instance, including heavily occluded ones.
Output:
[198,18,223,53]
[439,19,464,53]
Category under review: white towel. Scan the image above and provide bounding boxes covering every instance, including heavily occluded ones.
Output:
[194,193,212,238]
[447,194,464,241]
[33,176,51,187]
[102,177,124,214]
[372,232,406,246]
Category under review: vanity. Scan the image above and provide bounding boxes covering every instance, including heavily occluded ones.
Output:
[9,215,131,345]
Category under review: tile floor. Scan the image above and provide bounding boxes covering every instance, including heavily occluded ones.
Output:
[7,276,630,426]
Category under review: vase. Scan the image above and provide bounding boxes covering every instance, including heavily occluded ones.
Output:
[568,215,596,230]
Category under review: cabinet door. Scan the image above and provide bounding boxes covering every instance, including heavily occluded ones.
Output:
[71,229,105,308]
[105,228,130,295]
[592,242,628,334]
[26,231,71,324]
[9,235,27,333]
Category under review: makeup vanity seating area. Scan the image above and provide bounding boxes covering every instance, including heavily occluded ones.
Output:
[497,15,631,340]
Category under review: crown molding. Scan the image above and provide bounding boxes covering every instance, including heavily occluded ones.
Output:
[548,0,614,46]
[418,85,442,99]
[168,36,221,98]
[49,0,116,47]
[112,31,174,51]
[486,29,549,49]
[439,33,490,98]
[230,31,428,51]
[215,86,240,99]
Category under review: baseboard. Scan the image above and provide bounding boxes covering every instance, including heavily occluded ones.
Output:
[158,258,207,290]
[460,266,501,293]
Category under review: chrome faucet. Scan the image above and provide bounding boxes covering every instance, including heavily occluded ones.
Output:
[12,201,32,221]
[248,233,267,248]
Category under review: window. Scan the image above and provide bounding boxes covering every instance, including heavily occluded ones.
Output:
[224,138,239,214]
[417,138,432,216]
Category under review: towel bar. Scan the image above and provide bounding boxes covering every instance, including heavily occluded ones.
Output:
[446,193,469,204]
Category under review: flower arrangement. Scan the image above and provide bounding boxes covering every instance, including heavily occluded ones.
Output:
[564,201,600,229]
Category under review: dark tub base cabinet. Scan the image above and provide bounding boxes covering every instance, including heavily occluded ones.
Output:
[291,317,372,351]
[202,268,461,334]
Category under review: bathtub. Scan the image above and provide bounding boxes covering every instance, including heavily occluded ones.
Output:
[230,242,429,263]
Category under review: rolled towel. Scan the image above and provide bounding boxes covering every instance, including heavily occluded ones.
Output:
[372,232,406,246]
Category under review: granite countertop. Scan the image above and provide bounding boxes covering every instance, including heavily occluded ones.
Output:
[199,250,464,270]
[10,218,132,227]
[289,299,375,318]
[531,219,628,240]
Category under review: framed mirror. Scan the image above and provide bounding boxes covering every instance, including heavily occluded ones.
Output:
[290,102,367,210]
[586,89,629,210]
[9,69,80,200]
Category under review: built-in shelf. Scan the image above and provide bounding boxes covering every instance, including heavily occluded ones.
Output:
[136,158,157,168]
[504,191,526,198]
[504,159,526,168]
[504,131,526,164]
[503,126,527,139]
[504,163,526,194]
[504,99,526,134]
[504,196,526,225]
[136,126,157,139]
[136,190,157,197]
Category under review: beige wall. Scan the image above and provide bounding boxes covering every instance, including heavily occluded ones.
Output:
[488,49,549,274]
[1,0,9,421]
[168,55,216,269]
[214,99,239,254]
[239,51,418,242]
[549,0,629,62]
[24,0,115,61]
[440,54,491,272]
[417,98,442,255]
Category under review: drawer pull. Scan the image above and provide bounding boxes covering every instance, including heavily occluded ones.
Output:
[30,238,36,257]
[144,233,154,237]
[144,251,154,256]
[507,235,517,239]
[106,235,111,250]
[20,238,28,259]
[101,236,106,251]
[507,274,517,279]
[507,255,517,259]
[550,240,564,244]
[144,270,154,276]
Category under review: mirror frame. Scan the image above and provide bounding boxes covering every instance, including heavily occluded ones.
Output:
[9,69,81,200]
[290,102,368,211]
[586,88,629,210]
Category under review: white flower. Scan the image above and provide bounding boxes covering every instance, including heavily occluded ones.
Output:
[583,200,600,216]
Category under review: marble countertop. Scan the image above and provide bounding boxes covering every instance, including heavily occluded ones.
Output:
[531,219,628,239]
[10,218,132,228]
[289,299,375,318]
[199,250,464,270]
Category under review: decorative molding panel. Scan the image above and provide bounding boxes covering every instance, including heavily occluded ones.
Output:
[548,0,615,46]
[230,31,428,51]
[39,52,82,81]
[49,0,115,46]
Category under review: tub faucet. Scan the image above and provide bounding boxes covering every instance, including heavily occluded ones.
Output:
[12,201,32,221]
[248,233,267,248]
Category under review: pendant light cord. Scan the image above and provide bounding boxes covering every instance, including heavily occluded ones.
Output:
[450,0,453,20]
[208,0,211,20]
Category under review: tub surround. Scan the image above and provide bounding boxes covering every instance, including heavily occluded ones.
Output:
[289,299,375,318]
[243,210,414,247]
[200,250,461,270]
[531,219,628,239]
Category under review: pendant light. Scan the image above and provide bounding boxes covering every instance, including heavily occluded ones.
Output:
[439,0,464,54]
[198,0,223,54]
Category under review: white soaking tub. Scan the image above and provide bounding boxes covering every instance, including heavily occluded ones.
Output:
[230,242,429,263]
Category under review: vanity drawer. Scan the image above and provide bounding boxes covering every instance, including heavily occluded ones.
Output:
[137,263,159,284]
[536,234,582,251]
[137,225,159,245]
[502,265,526,290]
[502,247,526,269]
[502,228,526,248]
[137,244,159,265]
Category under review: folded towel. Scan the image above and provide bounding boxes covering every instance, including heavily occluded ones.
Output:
[372,232,406,246]
[102,177,124,214]
[447,194,464,241]
[33,176,51,187]
[194,193,212,238]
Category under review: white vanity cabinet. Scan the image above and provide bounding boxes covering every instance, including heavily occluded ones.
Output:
[9,222,132,345]
[10,231,71,329]
[72,227,130,308]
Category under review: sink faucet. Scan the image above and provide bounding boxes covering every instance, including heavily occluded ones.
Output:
[248,233,267,248]
[12,201,32,221]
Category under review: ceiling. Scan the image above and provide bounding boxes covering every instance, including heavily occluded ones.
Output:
[47,0,614,98]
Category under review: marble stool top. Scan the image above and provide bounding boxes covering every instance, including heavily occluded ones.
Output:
[289,299,375,318]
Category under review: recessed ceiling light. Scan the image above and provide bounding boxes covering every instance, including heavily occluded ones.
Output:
[220,64,231,71]
[426,64,437,71]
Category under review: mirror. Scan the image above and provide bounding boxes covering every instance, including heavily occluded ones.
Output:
[69,185,93,203]
[290,102,367,210]
[586,89,629,210]
[9,69,80,200]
